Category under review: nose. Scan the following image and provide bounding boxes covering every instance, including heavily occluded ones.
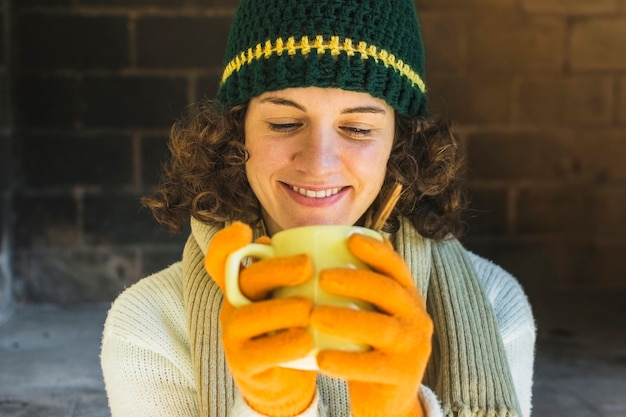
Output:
[292,125,341,177]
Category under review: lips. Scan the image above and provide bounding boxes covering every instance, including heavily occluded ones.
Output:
[290,185,342,198]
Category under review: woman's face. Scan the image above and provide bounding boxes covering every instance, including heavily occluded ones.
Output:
[244,87,395,235]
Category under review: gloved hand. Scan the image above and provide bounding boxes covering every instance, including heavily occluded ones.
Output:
[204,222,318,417]
[311,233,433,417]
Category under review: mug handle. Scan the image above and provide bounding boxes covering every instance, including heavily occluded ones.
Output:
[224,243,276,307]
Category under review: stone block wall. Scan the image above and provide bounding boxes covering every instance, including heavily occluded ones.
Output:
[2,0,625,307]
[9,0,234,303]
[418,0,626,290]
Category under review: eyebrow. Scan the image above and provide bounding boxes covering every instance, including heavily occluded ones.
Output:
[341,106,387,115]
[259,97,306,111]
[258,96,387,115]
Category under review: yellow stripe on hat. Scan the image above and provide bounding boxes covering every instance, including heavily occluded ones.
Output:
[221,35,426,93]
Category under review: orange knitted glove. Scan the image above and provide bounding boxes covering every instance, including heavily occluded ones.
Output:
[311,233,433,417]
[204,222,318,417]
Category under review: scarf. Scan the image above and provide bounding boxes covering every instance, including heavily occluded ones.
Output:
[182,217,521,417]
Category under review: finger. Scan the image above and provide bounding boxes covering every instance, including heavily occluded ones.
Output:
[311,306,401,348]
[254,236,271,245]
[223,297,313,340]
[204,222,252,290]
[319,268,421,316]
[347,234,415,289]
[240,255,314,300]
[232,328,314,375]
[316,350,401,384]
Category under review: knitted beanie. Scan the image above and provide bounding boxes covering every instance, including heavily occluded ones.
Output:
[216,0,428,117]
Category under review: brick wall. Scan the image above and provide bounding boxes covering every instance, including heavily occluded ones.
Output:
[418,0,626,290]
[5,0,626,304]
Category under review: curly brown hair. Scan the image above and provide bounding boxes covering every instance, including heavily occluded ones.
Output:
[142,99,468,241]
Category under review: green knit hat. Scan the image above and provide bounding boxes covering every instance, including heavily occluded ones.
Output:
[216,0,428,117]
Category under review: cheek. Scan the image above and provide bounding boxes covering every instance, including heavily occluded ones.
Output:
[244,152,266,190]
[246,142,279,171]
[244,133,267,173]
[244,140,287,193]
[244,140,261,188]
[348,150,390,198]
[374,146,393,185]
[368,146,392,176]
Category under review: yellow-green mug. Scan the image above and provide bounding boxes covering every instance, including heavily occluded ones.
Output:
[224,224,382,370]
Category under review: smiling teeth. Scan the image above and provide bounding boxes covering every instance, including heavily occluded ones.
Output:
[292,186,341,198]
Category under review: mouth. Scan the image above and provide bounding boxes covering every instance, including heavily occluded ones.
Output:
[288,184,344,199]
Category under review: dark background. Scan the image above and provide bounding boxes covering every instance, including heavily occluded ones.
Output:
[1,0,626,319]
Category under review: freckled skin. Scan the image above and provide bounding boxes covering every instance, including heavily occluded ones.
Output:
[244,86,395,235]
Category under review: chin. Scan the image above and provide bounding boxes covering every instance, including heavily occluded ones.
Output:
[287,216,359,228]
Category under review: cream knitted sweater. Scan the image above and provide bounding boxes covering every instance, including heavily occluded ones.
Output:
[101,244,535,417]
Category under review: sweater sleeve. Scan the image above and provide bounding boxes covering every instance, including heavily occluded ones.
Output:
[468,252,536,417]
[101,263,200,417]
[102,262,326,417]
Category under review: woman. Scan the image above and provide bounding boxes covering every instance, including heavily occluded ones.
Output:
[101,1,535,416]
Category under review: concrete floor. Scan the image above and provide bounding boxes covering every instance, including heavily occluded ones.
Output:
[0,290,625,417]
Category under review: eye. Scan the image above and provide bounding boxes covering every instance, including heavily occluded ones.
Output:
[341,126,373,138]
[268,122,302,133]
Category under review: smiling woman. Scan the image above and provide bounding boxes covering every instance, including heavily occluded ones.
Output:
[100,1,535,417]
[141,95,466,241]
